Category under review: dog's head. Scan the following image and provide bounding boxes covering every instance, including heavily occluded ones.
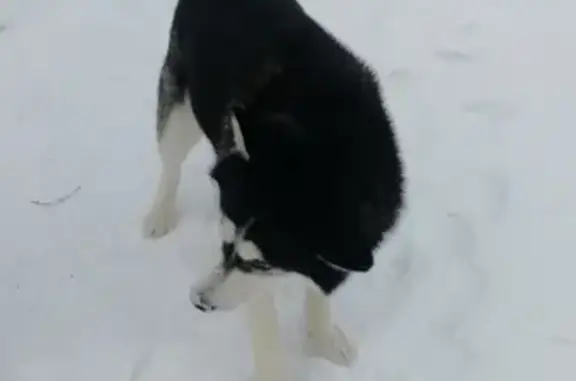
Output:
[189,217,283,312]
[190,211,374,312]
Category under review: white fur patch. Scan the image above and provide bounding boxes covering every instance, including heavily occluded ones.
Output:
[157,96,203,164]
[220,216,237,243]
[230,116,250,160]
[237,240,264,260]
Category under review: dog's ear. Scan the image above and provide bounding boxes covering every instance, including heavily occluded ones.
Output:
[317,248,374,273]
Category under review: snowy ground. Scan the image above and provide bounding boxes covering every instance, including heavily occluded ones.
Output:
[1,0,576,380]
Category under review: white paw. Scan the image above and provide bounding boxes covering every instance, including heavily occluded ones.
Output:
[304,325,357,367]
[142,205,177,238]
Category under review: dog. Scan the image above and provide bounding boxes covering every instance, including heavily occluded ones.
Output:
[142,0,405,378]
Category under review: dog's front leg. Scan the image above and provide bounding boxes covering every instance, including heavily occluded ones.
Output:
[246,292,291,381]
[303,286,358,367]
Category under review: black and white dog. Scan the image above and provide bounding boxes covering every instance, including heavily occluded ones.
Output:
[142,0,405,378]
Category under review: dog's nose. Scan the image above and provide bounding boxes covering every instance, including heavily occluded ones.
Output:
[190,292,217,313]
[194,300,215,312]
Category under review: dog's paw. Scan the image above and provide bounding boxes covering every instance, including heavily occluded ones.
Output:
[304,324,357,367]
[142,205,177,238]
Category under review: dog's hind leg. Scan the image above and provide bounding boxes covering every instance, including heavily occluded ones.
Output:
[247,292,292,381]
[303,286,358,367]
[142,62,203,238]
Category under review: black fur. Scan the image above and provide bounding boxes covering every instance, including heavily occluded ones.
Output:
[167,0,405,294]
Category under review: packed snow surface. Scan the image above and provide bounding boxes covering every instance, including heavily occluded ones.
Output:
[1,0,576,380]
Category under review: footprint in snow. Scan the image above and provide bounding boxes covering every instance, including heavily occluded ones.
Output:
[387,68,412,80]
[434,48,475,63]
[385,68,417,92]
[482,171,510,223]
[461,100,517,122]
[457,22,480,36]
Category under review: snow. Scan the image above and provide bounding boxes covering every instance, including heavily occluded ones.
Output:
[1,0,576,380]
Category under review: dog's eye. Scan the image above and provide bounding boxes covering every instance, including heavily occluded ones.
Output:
[248,259,273,271]
[235,258,273,273]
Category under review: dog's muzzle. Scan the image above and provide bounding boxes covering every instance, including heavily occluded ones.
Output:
[189,268,227,313]
[189,261,276,313]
